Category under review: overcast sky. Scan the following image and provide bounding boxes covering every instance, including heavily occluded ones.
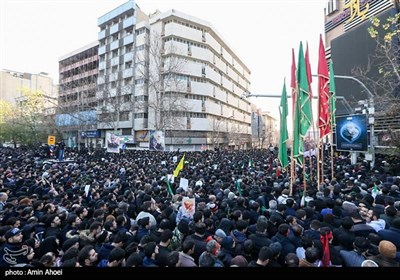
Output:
[1,0,326,117]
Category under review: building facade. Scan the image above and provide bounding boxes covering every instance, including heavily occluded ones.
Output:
[57,0,253,151]
[58,42,99,149]
[324,0,399,149]
[1,69,57,110]
[146,9,252,150]
[324,0,398,111]
[96,0,142,145]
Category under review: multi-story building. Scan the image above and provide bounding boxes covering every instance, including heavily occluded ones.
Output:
[145,9,252,150]
[1,69,57,112]
[57,42,99,149]
[324,0,398,110]
[262,111,278,148]
[96,1,145,144]
[93,0,252,150]
[57,0,252,150]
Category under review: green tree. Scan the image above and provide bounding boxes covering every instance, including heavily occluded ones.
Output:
[0,89,58,147]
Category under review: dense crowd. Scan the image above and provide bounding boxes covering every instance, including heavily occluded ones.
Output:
[0,146,399,267]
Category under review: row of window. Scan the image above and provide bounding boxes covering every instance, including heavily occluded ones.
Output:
[171,112,207,118]
[166,18,206,33]
[99,27,135,47]
[165,35,249,84]
[99,11,135,31]
[136,27,150,35]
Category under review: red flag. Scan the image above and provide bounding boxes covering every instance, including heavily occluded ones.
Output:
[305,42,313,106]
[290,49,297,118]
[320,230,332,267]
[317,34,330,139]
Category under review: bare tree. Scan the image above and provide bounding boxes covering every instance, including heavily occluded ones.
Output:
[210,117,225,148]
[352,12,400,151]
[135,31,192,134]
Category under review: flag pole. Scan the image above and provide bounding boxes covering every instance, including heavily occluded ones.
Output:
[321,140,325,188]
[304,42,314,186]
[330,132,334,180]
[290,48,297,196]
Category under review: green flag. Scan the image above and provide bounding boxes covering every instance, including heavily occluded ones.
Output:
[165,177,174,196]
[279,80,289,169]
[248,158,252,168]
[293,42,312,166]
[235,180,242,196]
[329,60,336,128]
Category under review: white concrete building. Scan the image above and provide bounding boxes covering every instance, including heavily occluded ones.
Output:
[141,9,252,150]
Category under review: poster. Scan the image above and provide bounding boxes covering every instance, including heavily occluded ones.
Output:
[336,114,368,152]
[106,132,120,153]
[149,130,165,151]
[181,197,195,219]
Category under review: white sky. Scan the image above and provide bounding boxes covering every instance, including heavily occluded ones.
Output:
[1,0,327,117]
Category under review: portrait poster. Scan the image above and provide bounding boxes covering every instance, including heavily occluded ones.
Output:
[336,114,368,152]
[106,132,120,153]
[182,197,195,219]
[149,130,165,151]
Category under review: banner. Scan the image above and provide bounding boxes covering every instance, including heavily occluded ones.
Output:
[149,130,165,151]
[336,114,368,152]
[106,132,120,153]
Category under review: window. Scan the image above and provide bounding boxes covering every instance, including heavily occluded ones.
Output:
[120,111,129,121]
[125,61,132,69]
[325,0,338,16]
[125,44,133,53]
[123,95,131,102]
[122,128,131,135]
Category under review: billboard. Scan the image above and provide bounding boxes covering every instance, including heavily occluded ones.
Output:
[336,114,368,152]
[149,130,165,151]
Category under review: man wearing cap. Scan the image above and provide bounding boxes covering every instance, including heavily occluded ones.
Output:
[0,228,28,267]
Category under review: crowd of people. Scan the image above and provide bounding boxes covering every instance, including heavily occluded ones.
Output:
[0,145,399,268]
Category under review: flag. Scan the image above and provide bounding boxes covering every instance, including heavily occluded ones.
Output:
[371,184,379,199]
[293,42,312,166]
[279,80,289,169]
[173,154,185,177]
[248,158,252,168]
[329,60,336,128]
[320,231,332,267]
[235,180,242,196]
[300,190,306,207]
[305,42,313,106]
[318,34,331,139]
[166,177,174,196]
